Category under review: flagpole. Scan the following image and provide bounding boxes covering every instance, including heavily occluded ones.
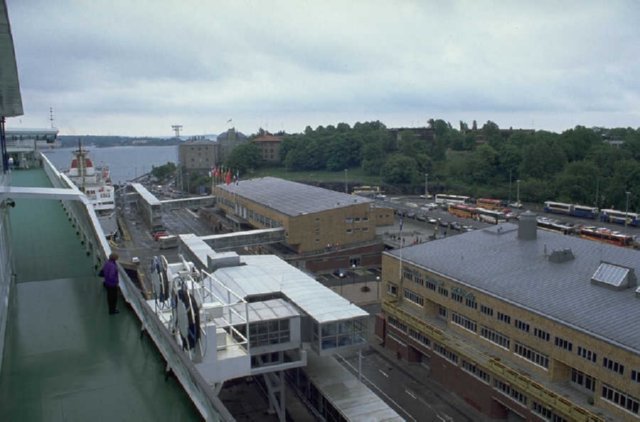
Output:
[398,216,404,283]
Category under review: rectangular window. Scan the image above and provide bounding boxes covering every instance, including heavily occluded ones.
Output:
[514,342,549,369]
[386,283,398,297]
[462,360,490,384]
[451,291,463,303]
[480,326,510,350]
[451,312,477,333]
[577,346,597,363]
[554,336,573,352]
[532,401,567,422]
[480,305,494,316]
[533,327,550,342]
[438,305,447,319]
[433,343,458,364]
[633,370,640,383]
[497,312,511,324]
[425,278,437,291]
[403,288,424,307]
[514,319,530,333]
[387,316,408,333]
[603,357,625,375]
[438,286,449,297]
[602,383,640,415]
[494,379,528,406]
[465,297,478,309]
[571,368,595,392]
[408,328,431,348]
[412,274,424,287]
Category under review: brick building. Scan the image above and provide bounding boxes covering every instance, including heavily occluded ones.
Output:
[252,131,283,163]
[377,211,640,421]
[214,177,393,272]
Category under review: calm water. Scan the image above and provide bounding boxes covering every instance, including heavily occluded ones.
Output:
[43,145,177,184]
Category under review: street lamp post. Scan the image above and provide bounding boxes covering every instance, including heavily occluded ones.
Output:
[339,271,344,295]
[424,173,429,199]
[625,191,631,232]
[344,169,348,193]
[516,179,521,206]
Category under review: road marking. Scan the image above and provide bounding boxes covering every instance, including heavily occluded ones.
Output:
[379,369,389,378]
[405,389,417,399]
[336,353,417,422]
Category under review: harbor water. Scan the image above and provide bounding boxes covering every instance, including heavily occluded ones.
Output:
[43,145,178,184]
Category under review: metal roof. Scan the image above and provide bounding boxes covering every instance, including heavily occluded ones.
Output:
[387,223,640,353]
[304,353,403,421]
[212,255,368,324]
[0,0,22,117]
[212,299,300,327]
[216,177,373,217]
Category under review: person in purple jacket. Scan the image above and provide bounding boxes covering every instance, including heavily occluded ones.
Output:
[101,253,120,315]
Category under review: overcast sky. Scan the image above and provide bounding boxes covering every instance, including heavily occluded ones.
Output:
[5,0,640,137]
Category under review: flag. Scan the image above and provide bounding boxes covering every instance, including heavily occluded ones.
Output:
[210,166,216,177]
[225,169,232,185]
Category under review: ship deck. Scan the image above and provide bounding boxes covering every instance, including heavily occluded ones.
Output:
[0,168,201,421]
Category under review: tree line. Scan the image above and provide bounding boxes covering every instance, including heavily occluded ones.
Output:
[221,120,640,212]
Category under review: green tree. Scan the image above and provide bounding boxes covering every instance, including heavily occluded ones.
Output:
[225,143,262,174]
[381,154,418,184]
[151,162,177,182]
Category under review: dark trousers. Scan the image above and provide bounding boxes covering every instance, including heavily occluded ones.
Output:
[106,285,118,313]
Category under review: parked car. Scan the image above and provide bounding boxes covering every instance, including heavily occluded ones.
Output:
[427,217,438,224]
[416,213,426,222]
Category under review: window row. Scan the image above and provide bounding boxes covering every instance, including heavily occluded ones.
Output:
[480,326,510,350]
[603,357,625,375]
[514,342,549,369]
[494,379,528,406]
[433,342,458,364]
[461,359,490,384]
[602,384,639,415]
[403,288,424,307]
[451,312,477,333]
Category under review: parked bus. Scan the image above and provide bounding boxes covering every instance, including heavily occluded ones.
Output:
[600,209,640,227]
[543,201,598,219]
[476,198,503,211]
[476,208,507,224]
[435,194,469,205]
[579,226,634,247]
[543,201,572,215]
[572,205,599,219]
[352,185,381,198]
[448,203,477,219]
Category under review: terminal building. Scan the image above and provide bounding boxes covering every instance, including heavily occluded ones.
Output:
[214,177,393,272]
[377,212,640,421]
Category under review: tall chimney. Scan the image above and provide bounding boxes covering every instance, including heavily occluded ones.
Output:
[518,211,537,240]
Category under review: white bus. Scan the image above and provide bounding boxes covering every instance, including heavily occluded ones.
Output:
[435,194,469,205]
[476,208,507,224]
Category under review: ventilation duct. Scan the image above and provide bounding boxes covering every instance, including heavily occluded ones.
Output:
[518,211,537,240]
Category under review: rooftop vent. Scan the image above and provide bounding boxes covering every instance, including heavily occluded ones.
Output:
[518,211,537,240]
[548,248,574,263]
[591,262,635,290]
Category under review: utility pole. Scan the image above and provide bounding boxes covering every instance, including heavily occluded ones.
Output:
[424,173,429,199]
[344,169,348,193]
[516,179,521,206]
[625,191,631,233]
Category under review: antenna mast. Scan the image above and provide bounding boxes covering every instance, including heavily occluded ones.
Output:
[49,107,55,129]
[171,125,183,139]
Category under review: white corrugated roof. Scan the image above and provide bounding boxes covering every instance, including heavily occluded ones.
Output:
[214,255,368,323]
